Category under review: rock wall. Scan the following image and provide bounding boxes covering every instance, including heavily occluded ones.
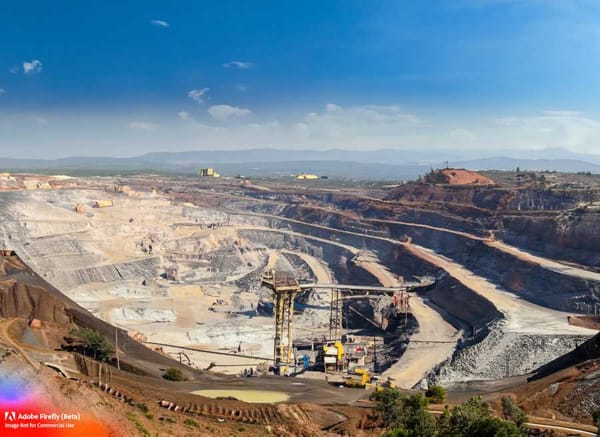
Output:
[501,208,600,269]
[0,280,71,324]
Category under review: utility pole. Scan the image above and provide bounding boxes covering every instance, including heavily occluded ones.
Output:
[115,327,121,370]
[373,337,378,373]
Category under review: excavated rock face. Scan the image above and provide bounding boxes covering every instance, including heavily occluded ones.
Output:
[501,208,600,269]
[531,331,600,380]
[385,183,586,211]
[0,280,71,324]
[0,255,24,276]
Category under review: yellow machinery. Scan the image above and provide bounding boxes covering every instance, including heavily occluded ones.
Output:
[295,174,319,180]
[94,200,113,208]
[323,340,345,372]
[375,378,397,392]
[261,270,301,375]
[344,368,371,389]
[199,167,221,178]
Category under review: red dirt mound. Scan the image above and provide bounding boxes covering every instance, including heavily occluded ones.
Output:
[425,168,495,185]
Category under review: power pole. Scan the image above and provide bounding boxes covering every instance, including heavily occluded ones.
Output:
[115,327,121,370]
[373,337,378,373]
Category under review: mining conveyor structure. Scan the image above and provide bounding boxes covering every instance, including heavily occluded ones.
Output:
[261,269,436,374]
[261,270,302,374]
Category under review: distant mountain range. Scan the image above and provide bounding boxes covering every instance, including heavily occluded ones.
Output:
[1,148,599,180]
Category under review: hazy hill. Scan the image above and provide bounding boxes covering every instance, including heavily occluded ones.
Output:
[1,148,599,179]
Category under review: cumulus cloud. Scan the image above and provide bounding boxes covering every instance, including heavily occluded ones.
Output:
[223,61,253,69]
[208,105,252,121]
[151,19,169,28]
[188,88,209,104]
[23,60,42,74]
[128,121,158,131]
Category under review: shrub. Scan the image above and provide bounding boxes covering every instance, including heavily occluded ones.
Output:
[184,418,199,428]
[136,402,149,414]
[425,385,446,404]
[126,412,150,437]
[162,368,187,381]
[592,406,600,430]
[501,396,528,429]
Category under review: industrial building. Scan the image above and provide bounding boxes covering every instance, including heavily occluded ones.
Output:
[296,174,319,180]
[199,168,221,178]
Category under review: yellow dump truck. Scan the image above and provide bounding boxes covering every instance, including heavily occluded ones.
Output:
[94,200,114,208]
[344,368,371,389]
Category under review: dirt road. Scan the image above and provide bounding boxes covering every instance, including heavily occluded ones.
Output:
[354,257,461,389]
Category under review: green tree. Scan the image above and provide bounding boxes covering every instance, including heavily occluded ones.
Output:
[70,327,112,361]
[399,394,437,437]
[501,397,528,430]
[370,387,403,427]
[438,397,522,437]
[425,385,447,404]
[372,390,526,437]
[371,390,436,437]
[382,427,409,437]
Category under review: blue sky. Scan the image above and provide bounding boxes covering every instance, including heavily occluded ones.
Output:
[2,0,600,157]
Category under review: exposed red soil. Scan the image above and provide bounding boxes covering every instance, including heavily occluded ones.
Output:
[426,168,495,185]
[568,315,600,330]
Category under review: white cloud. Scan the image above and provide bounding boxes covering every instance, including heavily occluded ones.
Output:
[23,60,42,74]
[223,61,253,69]
[178,111,192,121]
[151,19,169,28]
[492,110,600,153]
[128,121,158,131]
[325,103,342,113]
[208,105,252,121]
[449,128,476,140]
[0,89,5,96]
[9,66,19,74]
[188,88,209,104]
[8,105,600,157]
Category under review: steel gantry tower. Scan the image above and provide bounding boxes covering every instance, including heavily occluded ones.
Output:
[261,270,301,373]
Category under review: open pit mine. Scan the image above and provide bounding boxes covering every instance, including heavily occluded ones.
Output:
[1,170,599,436]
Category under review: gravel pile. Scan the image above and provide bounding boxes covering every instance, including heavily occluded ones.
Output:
[432,320,589,385]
